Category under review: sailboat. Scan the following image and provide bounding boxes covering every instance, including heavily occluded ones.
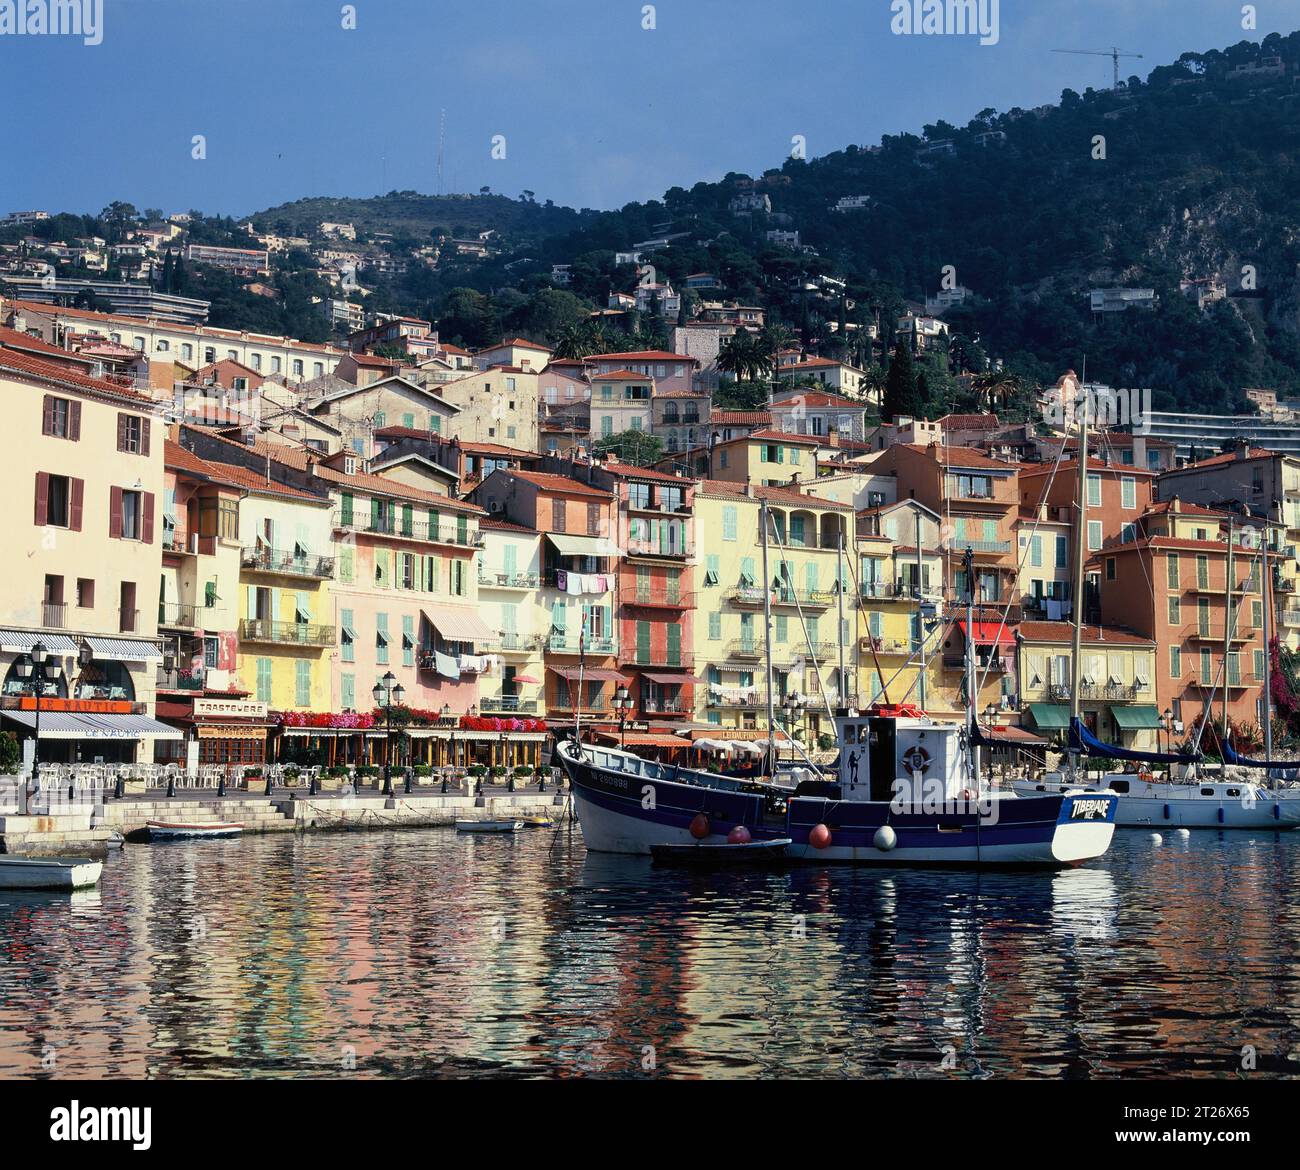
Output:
[556,499,1118,867]
[1010,384,1300,830]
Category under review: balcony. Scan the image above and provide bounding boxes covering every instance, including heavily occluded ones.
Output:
[1078,682,1143,702]
[547,633,616,655]
[332,511,484,549]
[42,601,67,628]
[619,648,694,669]
[726,586,769,607]
[625,537,693,560]
[239,618,334,646]
[861,636,918,656]
[480,695,540,715]
[951,539,1012,556]
[641,698,690,715]
[499,632,545,654]
[478,571,541,590]
[163,527,216,557]
[727,639,763,659]
[241,545,335,580]
[119,607,139,634]
[625,590,693,611]
[1282,609,1300,626]
[800,642,839,661]
[549,695,610,713]
[158,602,199,630]
[706,690,766,709]
[772,588,837,610]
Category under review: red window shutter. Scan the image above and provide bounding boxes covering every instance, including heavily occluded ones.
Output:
[34,472,49,526]
[69,478,84,532]
[109,486,122,538]
[141,416,151,457]
[142,491,155,544]
[42,395,54,435]
[69,400,81,441]
[116,413,126,452]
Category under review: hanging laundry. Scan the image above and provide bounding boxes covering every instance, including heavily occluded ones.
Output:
[557,570,568,593]
[435,651,460,680]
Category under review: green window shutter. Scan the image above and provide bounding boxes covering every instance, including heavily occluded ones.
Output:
[602,605,611,641]
[1030,535,1042,567]
[870,611,882,637]
[376,612,389,664]
[1056,536,1067,567]
[705,553,720,584]
[740,556,756,586]
[428,508,440,540]
[339,546,354,583]
[790,516,805,545]
[401,503,413,536]
[246,585,256,620]
[502,605,518,635]
[431,415,441,434]
[805,563,817,594]
[341,492,354,525]
[341,673,355,710]
[636,621,651,661]
[666,624,681,665]
[402,614,415,666]
[807,616,819,643]
[708,612,721,640]
[760,447,768,463]
[430,557,440,593]
[370,497,382,531]
[723,506,737,541]
[341,608,355,663]
[295,661,311,707]
[402,413,415,429]
[457,515,468,544]
[775,615,787,642]
[552,600,566,631]
[503,544,517,577]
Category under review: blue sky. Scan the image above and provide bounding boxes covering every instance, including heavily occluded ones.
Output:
[0,0,1289,217]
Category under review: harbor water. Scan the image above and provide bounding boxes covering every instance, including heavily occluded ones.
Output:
[2,826,1298,1078]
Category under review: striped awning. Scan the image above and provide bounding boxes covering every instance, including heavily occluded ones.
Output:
[546,532,621,559]
[548,666,626,682]
[0,629,80,654]
[421,604,499,644]
[1,711,182,740]
[84,636,164,662]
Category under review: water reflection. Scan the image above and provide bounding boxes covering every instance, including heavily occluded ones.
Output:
[1,830,1298,1078]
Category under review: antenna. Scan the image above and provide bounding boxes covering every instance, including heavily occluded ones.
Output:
[437,109,446,196]
[1052,46,1143,90]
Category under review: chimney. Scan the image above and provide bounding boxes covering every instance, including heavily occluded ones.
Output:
[1235,437,1251,461]
[1171,495,1181,514]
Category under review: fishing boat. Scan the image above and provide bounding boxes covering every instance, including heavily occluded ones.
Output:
[520,814,555,827]
[146,820,244,840]
[0,856,103,890]
[455,819,523,833]
[556,498,1118,869]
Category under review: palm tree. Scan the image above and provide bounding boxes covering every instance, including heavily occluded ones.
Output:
[716,332,756,381]
[973,370,1021,413]
[552,324,595,361]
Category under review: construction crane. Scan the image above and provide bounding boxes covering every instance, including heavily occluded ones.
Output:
[1052,46,1143,90]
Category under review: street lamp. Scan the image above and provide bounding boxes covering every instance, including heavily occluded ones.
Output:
[372,670,404,797]
[613,683,632,750]
[1163,706,1174,758]
[984,703,999,793]
[15,642,59,804]
[781,691,806,766]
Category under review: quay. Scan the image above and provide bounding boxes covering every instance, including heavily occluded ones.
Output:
[0,774,568,856]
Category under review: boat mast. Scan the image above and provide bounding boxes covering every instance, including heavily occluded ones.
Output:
[837,531,846,709]
[760,497,777,773]
[964,546,979,791]
[916,509,928,710]
[1223,516,1234,740]
[1263,532,1274,761]
[1068,381,1088,778]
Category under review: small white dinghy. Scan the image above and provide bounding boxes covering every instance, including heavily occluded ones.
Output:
[146,820,244,841]
[0,856,103,891]
[455,819,523,833]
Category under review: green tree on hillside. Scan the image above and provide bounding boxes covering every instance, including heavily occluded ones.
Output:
[881,342,923,421]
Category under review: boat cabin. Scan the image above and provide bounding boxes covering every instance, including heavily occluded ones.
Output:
[836,714,967,803]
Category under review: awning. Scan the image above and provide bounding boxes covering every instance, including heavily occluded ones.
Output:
[594,732,689,749]
[958,621,1016,646]
[422,604,499,644]
[548,666,626,682]
[1026,703,1070,730]
[84,636,164,662]
[638,672,700,686]
[1111,704,1165,730]
[980,723,1049,745]
[0,630,79,654]
[546,532,621,559]
[1,711,182,740]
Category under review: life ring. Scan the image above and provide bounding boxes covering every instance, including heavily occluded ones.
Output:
[901,745,931,774]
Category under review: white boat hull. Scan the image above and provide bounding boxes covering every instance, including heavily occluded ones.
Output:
[455,820,523,833]
[0,857,103,890]
[146,821,244,840]
[1011,779,1300,829]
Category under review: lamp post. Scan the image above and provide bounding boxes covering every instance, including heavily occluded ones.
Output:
[372,670,404,797]
[1163,706,1174,759]
[15,642,58,807]
[781,691,805,767]
[984,702,998,793]
[613,683,632,750]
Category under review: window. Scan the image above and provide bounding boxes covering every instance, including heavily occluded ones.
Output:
[1121,522,1136,544]
[1087,520,1102,551]
[1168,596,1181,624]
[708,612,721,640]
[1255,649,1266,680]
[119,490,143,540]
[295,661,312,707]
[256,657,273,703]
[553,499,567,532]
[1086,474,1101,507]
[1167,553,1179,588]
[722,506,737,541]
[341,673,355,711]
[587,503,600,536]
[1055,535,1067,568]
[376,614,390,664]
[775,615,787,642]
[76,578,94,608]
[1121,476,1136,509]
[341,609,355,662]
[704,554,720,586]
[1106,557,1116,580]
[42,395,79,440]
[1030,535,1042,567]
[204,637,218,669]
[36,473,73,529]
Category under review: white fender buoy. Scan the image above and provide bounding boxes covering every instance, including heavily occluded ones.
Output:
[1150,832,1163,845]
[1174,828,1190,838]
[873,825,897,852]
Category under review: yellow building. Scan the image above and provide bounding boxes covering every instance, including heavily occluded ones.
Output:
[693,481,855,746]
[705,431,820,488]
[0,350,175,764]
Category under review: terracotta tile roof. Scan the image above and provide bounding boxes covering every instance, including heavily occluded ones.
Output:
[654,388,710,398]
[1143,500,1246,518]
[0,345,156,404]
[184,425,317,471]
[591,369,653,381]
[598,461,694,485]
[937,413,1000,430]
[504,469,614,499]
[348,353,402,368]
[313,463,485,512]
[479,517,538,535]
[164,440,328,503]
[710,410,771,426]
[1179,447,1275,469]
[479,337,551,351]
[899,443,1017,469]
[0,325,98,365]
[1021,456,1156,476]
[717,428,820,446]
[696,478,854,511]
[772,389,867,408]
[591,350,698,363]
[1016,621,1155,647]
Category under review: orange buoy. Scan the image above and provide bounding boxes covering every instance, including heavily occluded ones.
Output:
[727,824,752,844]
[689,813,711,839]
[809,823,833,850]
